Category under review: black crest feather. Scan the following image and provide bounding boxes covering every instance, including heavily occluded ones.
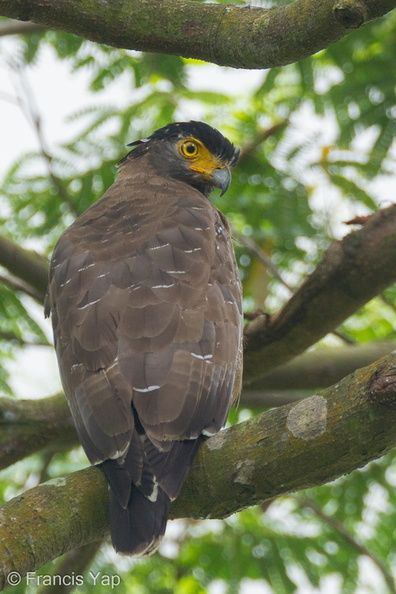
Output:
[128,121,240,166]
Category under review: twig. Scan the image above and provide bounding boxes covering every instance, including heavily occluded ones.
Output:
[244,341,396,393]
[5,56,78,215]
[0,330,50,347]
[332,329,356,345]
[239,121,288,161]
[296,496,396,594]
[234,233,354,346]
[0,394,77,471]
[36,541,103,594]
[0,0,393,70]
[233,230,293,292]
[0,19,46,37]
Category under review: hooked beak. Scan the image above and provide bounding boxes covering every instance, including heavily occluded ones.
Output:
[211,166,232,196]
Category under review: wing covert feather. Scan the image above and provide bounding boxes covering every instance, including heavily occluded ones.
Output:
[47,172,242,494]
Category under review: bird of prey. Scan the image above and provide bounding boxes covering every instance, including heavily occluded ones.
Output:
[45,121,243,556]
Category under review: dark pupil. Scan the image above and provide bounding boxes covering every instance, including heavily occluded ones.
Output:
[186,143,196,154]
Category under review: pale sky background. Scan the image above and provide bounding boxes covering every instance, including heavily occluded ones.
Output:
[0,33,393,593]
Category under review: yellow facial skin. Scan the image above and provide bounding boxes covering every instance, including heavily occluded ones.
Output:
[177,137,225,178]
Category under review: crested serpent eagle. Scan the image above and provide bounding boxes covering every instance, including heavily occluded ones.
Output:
[45,121,243,555]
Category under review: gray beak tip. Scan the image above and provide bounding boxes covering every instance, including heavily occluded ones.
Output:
[211,167,232,196]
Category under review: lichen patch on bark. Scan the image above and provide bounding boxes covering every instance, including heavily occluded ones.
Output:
[234,460,255,485]
[286,395,327,440]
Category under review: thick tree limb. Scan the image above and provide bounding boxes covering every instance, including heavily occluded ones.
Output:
[1,342,394,470]
[244,341,396,394]
[0,394,76,470]
[0,235,48,300]
[0,0,394,69]
[243,204,396,383]
[0,352,395,586]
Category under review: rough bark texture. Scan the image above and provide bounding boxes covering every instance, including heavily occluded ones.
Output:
[0,352,395,586]
[0,0,394,69]
[0,342,394,473]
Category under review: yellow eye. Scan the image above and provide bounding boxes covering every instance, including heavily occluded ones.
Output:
[180,140,199,158]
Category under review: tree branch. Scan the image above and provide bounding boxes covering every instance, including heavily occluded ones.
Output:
[0,273,44,303]
[296,496,396,593]
[244,341,396,394]
[243,204,396,383]
[1,343,393,471]
[0,394,76,470]
[0,0,394,69]
[1,203,395,392]
[0,18,45,37]
[0,235,48,301]
[36,542,102,594]
[1,352,396,585]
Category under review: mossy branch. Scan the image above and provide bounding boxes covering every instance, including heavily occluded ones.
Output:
[1,342,394,469]
[0,0,394,69]
[0,352,396,586]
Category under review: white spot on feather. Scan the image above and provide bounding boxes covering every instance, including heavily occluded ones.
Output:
[109,443,129,460]
[147,482,159,502]
[149,243,170,251]
[77,263,95,272]
[152,283,175,289]
[191,353,213,360]
[106,357,119,371]
[134,385,160,393]
[77,298,101,310]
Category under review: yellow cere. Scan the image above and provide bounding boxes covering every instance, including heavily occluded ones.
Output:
[178,137,224,177]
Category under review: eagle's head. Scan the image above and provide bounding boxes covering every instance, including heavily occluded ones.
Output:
[124,121,240,197]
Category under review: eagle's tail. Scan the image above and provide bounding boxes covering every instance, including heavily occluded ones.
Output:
[102,433,202,556]
[108,485,170,556]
